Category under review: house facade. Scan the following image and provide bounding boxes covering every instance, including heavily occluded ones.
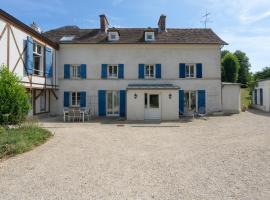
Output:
[252,79,270,112]
[0,9,58,115]
[0,10,228,120]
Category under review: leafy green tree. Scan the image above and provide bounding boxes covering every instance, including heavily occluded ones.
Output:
[253,67,270,80]
[221,50,230,59]
[221,50,231,81]
[0,65,31,125]
[221,52,240,82]
[234,50,251,87]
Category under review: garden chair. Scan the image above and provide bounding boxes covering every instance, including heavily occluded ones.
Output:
[73,108,81,122]
[63,108,69,122]
[84,108,94,121]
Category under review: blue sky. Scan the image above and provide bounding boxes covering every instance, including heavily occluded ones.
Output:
[1,0,270,72]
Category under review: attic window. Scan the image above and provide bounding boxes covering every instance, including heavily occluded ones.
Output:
[145,32,154,41]
[108,32,119,41]
[60,35,75,42]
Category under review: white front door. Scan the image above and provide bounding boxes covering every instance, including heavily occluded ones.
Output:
[106,91,119,116]
[144,93,161,120]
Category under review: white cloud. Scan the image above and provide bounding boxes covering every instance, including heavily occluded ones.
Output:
[240,10,270,24]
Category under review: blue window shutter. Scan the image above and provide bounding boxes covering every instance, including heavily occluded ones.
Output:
[260,88,263,105]
[254,89,257,104]
[101,64,107,79]
[26,36,33,75]
[179,63,186,78]
[45,47,53,78]
[64,92,70,107]
[81,64,87,79]
[80,91,86,107]
[198,90,206,110]
[120,90,126,117]
[139,64,144,79]
[179,90,184,114]
[196,63,202,78]
[64,64,70,79]
[155,64,161,78]
[118,64,124,79]
[98,90,106,116]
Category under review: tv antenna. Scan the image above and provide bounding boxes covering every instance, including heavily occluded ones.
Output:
[201,10,212,28]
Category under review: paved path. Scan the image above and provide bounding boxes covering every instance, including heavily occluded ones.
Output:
[0,110,270,199]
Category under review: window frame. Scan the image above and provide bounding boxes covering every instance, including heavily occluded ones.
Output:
[108,32,118,41]
[144,64,155,79]
[185,63,196,78]
[145,32,155,41]
[32,41,44,76]
[107,64,118,79]
[70,92,81,107]
[70,64,81,79]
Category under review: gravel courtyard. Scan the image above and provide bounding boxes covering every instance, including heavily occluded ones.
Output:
[0,109,270,200]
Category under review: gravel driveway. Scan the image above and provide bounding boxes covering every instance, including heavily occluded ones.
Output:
[0,109,270,200]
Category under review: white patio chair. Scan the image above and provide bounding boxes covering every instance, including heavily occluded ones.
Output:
[68,108,75,122]
[73,108,81,122]
[84,108,94,121]
[63,108,69,122]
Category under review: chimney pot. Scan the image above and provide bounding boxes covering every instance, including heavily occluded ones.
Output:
[158,14,166,32]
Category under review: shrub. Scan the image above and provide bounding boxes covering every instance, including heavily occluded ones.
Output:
[221,52,240,83]
[0,65,31,125]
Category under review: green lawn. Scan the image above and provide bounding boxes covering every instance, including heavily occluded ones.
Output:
[241,88,252,109]
[0,125,52,159]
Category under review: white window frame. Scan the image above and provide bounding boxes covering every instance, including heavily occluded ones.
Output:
[33,41,44,76]
[71,64,81,79]
[144,64,155,79]
[71,92,80,107]
[145,32,155,41]
[185,64,196,78]
[108,32,118,41]
[184,91,197,112]
[107,64,118,79]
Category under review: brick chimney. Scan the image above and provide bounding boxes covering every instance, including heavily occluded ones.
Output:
[158,14,166,32]
[99,14,109,33]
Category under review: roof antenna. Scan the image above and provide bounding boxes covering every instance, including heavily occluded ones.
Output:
[201,9,212,28]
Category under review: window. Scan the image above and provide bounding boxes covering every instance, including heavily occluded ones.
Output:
[149,94,159,108]
[185,91,196,111]
[108,32,119,41]
[33,41,43,76]
[71,92,80,107]
[145,64,155,78]
[71,65,81,79]
[185,64,195,78]
[108,65,118,78]
[60,35,75,42]
[145,32,155,41]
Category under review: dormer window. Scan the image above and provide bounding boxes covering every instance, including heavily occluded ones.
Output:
[108,32,119,41]
[60,35,75,42]
[145,32,155,41]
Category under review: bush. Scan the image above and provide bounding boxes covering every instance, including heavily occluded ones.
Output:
[0,65,31,125]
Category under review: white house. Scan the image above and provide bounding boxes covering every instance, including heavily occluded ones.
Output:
[1,10,236,120]
[0,9,58,115]
[252,79,270,112]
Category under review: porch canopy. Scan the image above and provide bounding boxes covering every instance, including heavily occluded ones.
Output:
[127,83,179,90]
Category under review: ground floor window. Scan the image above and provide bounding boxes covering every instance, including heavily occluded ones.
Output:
[71,92,80,107]
[185,91,196,111]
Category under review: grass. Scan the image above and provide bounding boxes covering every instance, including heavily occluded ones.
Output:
[0,124,52,159]
[241,88,252,110]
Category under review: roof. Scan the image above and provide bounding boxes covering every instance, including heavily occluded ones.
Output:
[43,26,227,45]
[127,84,180,90]
[0,9,58,49]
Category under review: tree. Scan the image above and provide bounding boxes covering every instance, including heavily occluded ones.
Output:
[253,67,270,80]
[221,50,230,59]
[0,65,31,125]
[234,50,251,87]
[221,52,240,82]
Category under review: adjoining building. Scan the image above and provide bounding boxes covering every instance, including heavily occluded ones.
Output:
[252,79,270,112]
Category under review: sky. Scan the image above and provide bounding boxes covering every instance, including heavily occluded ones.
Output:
[1,0,270,72]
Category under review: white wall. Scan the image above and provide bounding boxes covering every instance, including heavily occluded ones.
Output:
[127,89,179,120]
[222,84,241,113]
[253,80,270,112]
[51,44,222,116]
[0,18,57,89]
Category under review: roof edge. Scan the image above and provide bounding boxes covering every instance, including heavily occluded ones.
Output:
[0,9,59,49]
